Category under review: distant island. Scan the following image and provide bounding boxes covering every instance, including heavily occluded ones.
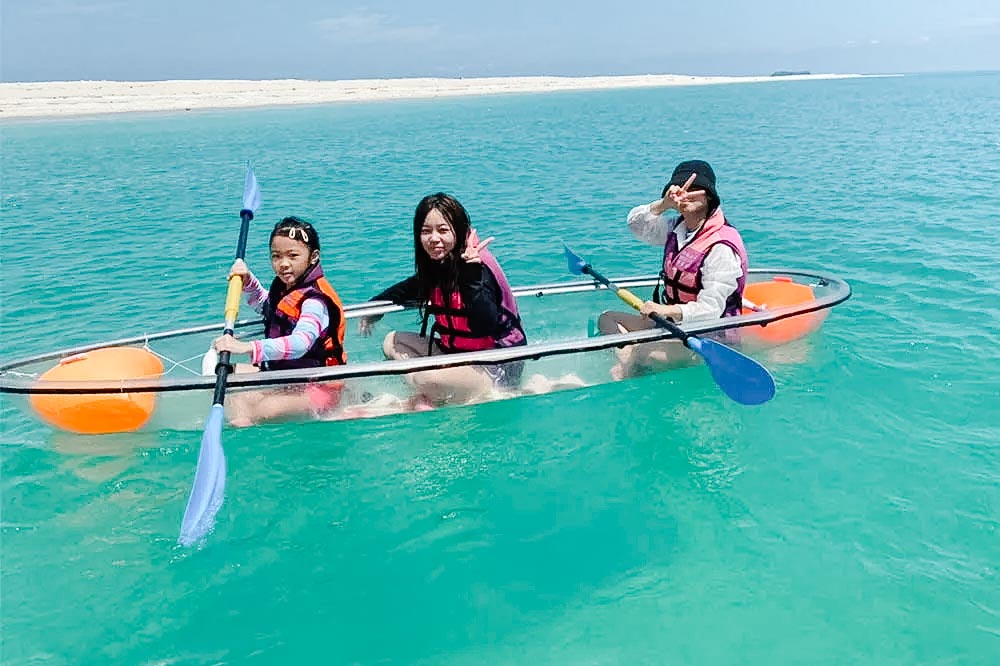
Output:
[771,70,811,76]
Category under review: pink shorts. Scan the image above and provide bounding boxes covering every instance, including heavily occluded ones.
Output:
[303,382,344,412]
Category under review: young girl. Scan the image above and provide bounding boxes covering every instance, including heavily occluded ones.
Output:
[359,193,527,407]
[213,216,347,426]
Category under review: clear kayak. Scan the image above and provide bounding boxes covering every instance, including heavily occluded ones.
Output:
[0,270,850,433]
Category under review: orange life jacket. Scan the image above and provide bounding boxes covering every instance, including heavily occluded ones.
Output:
[264,263,347,369]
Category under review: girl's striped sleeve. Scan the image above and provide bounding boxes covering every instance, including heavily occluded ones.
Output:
[249,298,330,364]
[242,272,269,314]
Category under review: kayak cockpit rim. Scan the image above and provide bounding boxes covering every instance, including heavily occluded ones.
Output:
[0,270,851,395]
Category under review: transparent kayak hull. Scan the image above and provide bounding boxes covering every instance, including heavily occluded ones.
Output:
[1,270,850,432]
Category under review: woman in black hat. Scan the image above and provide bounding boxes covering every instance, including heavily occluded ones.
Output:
[599,160,749,377]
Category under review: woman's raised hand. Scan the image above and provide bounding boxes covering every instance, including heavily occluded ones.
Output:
[652,172,698,215]
[460,228,495,264]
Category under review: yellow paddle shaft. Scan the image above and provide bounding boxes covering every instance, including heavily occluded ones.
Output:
[223,274,244,328]
[615,288,645,311]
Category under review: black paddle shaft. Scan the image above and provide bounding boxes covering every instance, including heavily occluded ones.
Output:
[582,264,693,346]
[211,209,254,405]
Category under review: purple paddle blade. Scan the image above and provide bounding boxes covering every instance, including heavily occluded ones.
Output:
[178,404,227,546]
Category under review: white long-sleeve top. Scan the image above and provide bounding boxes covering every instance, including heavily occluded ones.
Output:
[626,203,744,322]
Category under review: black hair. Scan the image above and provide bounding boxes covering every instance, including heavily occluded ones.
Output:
[704,192,721,219]
[270,216,321,253]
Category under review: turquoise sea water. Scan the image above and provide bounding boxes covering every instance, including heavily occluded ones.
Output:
[2,72,999,664]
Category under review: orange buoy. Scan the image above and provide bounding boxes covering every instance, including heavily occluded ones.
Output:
[29,347,164,434]
[741,276,828,345]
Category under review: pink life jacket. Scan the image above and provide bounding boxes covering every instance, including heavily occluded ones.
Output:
[658,207,748,317]
[425,248,526,352]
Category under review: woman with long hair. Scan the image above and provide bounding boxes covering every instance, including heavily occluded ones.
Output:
[359,193,527,407]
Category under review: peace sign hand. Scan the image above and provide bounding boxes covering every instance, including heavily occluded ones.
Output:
[652,173,697,215]
[460,228,495,264]
[666,172,698,207]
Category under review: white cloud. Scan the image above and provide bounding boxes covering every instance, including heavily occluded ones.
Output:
[315,12,439,45]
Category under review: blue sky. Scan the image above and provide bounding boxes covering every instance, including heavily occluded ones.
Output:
[2,0,998,81]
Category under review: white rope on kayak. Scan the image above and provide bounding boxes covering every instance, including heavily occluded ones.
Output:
[0,347,202,380]
[141,340,204,377]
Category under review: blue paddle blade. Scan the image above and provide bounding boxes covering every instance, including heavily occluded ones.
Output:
[563,245,588,275]
[688,337,776,405]
[241,162,262,214]
[178,404,228,546]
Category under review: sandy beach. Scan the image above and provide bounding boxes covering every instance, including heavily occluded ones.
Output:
[0,73,876,120]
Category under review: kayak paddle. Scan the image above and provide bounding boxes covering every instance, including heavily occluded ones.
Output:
[563,245,775,405]
[178,163,262,546]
